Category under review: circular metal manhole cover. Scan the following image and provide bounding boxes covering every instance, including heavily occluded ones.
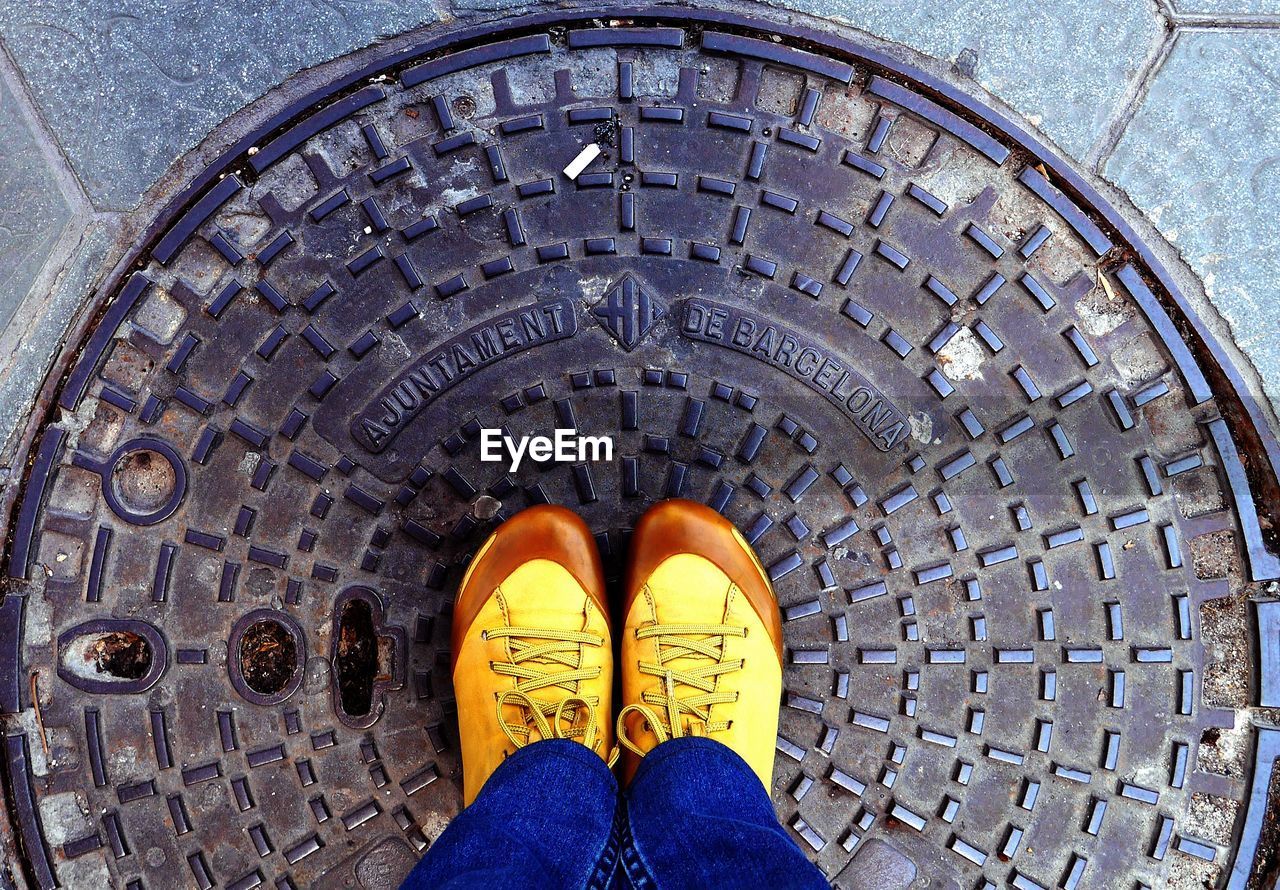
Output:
[3,9,1278,889]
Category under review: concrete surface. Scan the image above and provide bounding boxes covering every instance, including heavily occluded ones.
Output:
[0,0,1279,467]
[0,0,439,209]
[761,0,1165,161]
[0,222,112,488]
[0,74,70,333]
[1173,1,1280,15]
[1106,28,1280,408]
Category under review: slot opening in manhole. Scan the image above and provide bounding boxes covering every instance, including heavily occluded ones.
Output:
[336,599,381,717]
[78,631,151,679]
[238,619,299,696]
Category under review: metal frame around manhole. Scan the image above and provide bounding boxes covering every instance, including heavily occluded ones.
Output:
[1,6,1277,889]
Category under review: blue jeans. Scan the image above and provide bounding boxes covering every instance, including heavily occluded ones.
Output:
[401,737,828,889]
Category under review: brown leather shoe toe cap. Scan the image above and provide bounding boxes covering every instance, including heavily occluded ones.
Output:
[627,499,783,663]
[451,505,605,669]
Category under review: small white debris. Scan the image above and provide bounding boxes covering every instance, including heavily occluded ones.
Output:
[936,326,986,381]
[908,411,933,445]
[563,143,602,180]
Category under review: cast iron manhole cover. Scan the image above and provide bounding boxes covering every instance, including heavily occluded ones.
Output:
[3,9,1279,890]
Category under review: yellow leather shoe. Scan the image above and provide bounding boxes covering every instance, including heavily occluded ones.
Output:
[616,499,784,790]
[451,505,612,805]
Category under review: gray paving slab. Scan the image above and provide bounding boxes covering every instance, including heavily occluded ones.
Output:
[0,0,441,210]
[449,0,1165,161]
[0,73,71,334]
[762,0,1164,160]
[1106,29,1280,408]
[0,220,111,468]
[1172,0,1280,14]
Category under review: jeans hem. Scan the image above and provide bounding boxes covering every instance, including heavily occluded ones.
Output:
[630,735,763,791]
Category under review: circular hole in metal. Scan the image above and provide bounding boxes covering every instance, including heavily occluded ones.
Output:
[100,438,187,526]
[451,94,476,118]
[238,619,299,697]
[111,448,176,514]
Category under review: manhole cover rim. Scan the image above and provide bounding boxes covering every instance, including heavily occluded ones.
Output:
[0,5,1275,888]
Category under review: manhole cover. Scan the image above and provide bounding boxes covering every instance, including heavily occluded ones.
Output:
[3,9,1278,890]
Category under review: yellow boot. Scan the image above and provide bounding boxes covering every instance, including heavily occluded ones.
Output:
[451,505,613,805]
[616,499,784,790]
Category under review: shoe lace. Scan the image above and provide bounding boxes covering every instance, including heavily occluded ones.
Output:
[615,622,746,759]
[485,625,606,752]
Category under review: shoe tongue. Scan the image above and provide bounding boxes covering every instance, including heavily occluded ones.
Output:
[497,568,592,697]
[499,563,589,637]
[644,556,735,710]
[657,631,723,711]
[506,597,585,638]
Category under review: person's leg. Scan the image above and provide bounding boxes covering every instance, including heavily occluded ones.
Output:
[402,738,621,889]
[614,500,824,889]
[404,505,620,888]
[622,736,826,890]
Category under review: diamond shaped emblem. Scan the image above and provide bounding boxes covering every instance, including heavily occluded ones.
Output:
[590,275,665,351]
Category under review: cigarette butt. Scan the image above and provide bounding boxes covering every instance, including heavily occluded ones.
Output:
[563,143,602,180]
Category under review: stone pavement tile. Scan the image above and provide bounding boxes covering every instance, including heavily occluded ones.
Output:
[1106,30,1280,406]
[1172,0,1280,13]
[0,74,72,335]
[0,221,111,468]
[760,0,1164,160]
[451,0,1165,161]
[0,0,440,211]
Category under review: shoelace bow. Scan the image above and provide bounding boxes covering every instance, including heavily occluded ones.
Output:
[616,622,746,760]
[485,625,607,754]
